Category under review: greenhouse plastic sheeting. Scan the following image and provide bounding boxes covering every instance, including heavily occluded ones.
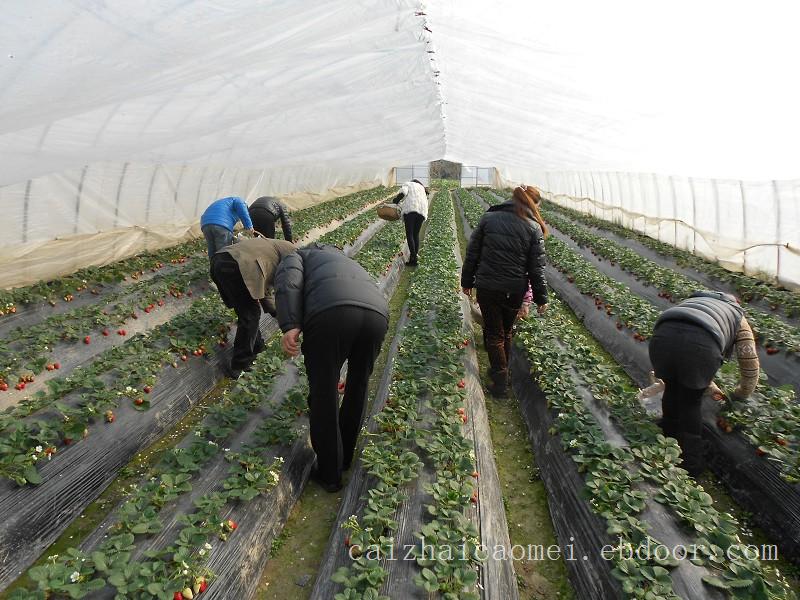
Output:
[2,1,800,288]
[506,171,800,290]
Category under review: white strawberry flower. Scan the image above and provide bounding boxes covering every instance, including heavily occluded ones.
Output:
[204,542,212,550]
[70,571,80,582]
[35,445,43,453]
[31,455,38,461]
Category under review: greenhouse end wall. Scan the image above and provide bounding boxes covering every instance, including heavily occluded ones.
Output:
[500,170,800,291]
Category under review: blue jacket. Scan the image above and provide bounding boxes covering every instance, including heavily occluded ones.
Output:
[200,197,254,232]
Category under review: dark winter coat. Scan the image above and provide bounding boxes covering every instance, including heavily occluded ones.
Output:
[274,243,389,332]
[654,291,744,356]
[460,201,548,305]
[249,196,293,241]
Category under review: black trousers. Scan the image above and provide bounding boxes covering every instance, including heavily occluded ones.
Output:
[302,306,388,485]
[403,212,425,261]
[210,253,265,371]
[250,209,277,239]
[649,320,722,474]
[476,288,525,387]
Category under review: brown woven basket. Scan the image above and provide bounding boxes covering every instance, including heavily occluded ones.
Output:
[376,203,401,221]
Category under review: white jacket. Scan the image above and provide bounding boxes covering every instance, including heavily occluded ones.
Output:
[398,181,429,219]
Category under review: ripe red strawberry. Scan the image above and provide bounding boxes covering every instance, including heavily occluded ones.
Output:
[187,290,193,297]
[143,385,152,394]
[63,437,73,445]
[46,364,54,371]
[756,448,766,457]
[470,491,478,504]
[158,299,165,307]
[338,381,346,393]
[133,398,144,406]
[181,355,189,362]
[174,593,184,600]
[766,347,779,355]
[344,536,351,546]
[144,307,151,314]
[457,379,466,389]
[776,438,788,447]
[15,382,25,390]
[198,580,208,593]
[457,407,466,415]
[53,362,60,369]
[227,519,237,530]
[83,336,91,344]
[0,383,7,392]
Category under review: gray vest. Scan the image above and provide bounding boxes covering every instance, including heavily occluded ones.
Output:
[654,291,743,356]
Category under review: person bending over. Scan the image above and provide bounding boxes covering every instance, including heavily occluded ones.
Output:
[200,196,255,259]
[249,196,293,242]
[275,243,389,492]
[647,290,759,476]
[210,238,296,378]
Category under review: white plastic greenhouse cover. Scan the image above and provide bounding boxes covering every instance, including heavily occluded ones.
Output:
[1,1,799,288]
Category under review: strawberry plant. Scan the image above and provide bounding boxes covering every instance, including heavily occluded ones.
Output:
[318,210,380,250]
[517,297,797,598]
[532,220,800,483]
[352,218,407,280]
[454,188,486,229]
[0,238,205,315]
[538,203,800,354]
[331,192,484,599]
[542,200,800,319]
[284,186,398,241]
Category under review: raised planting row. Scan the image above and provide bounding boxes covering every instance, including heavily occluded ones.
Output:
[0,187,405,484]
[0,258,210,388]
[0,290,232,485]
[455,189,487,229]
[533,229,800,564]
[283,186,397,241]
[538,203,800,357]
[0,190,418,598]
[318,210,382,250]
[512,298,797,599]
[0,239,206,317]
[0,193,409,591]
[543,200,800,320]
[313,191,517,599]
[8,334,298,599]
[538,219,800,484]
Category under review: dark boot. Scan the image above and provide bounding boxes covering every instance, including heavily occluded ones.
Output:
[489,369,508,398]
[679,433,706,477]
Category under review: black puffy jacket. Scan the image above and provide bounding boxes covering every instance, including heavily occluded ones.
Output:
[274,243,389,332]
[249,196,293,241]
[460,201,548,305]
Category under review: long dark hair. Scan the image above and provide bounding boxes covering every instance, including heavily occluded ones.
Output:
[511,185,548,237]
